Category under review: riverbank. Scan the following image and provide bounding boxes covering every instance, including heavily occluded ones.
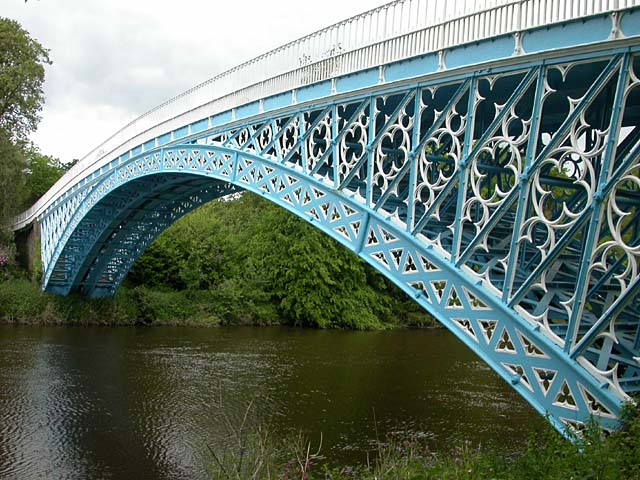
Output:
[1,193,438,329]
[0,277,436,328]
[211,403,640,480]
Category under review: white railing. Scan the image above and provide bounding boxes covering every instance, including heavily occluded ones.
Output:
[12,0,639,230]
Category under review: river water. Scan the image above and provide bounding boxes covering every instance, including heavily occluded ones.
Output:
[0,325,544,479]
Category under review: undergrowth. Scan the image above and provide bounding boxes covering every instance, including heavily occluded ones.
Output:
[207,401,640,480]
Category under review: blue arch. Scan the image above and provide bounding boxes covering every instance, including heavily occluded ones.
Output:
[30,18,640,437]
[41,144,624,435]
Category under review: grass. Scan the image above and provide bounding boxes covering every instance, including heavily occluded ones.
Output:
[0,276,437,329]
[0,278,230,326]
[207,402,640,480]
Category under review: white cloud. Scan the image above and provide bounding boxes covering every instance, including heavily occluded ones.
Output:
[2,0,388,162]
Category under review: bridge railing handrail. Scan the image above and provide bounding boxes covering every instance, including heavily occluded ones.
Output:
[12,0,639,230]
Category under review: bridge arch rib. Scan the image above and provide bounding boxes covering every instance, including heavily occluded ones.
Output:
[36,46,640,434]
[41,140,624,436]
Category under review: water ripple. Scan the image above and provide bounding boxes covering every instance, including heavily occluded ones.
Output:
[0,326,544,478]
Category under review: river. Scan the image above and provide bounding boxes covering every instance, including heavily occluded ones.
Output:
[0,325,545,479]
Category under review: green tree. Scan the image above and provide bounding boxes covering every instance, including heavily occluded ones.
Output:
[0,130,25,220]
[21,147,65,206]
[0,17,50,142]
[127,193,432,329]
[0,17,50,271]
[63,158,79,171]
[0,17,49,226]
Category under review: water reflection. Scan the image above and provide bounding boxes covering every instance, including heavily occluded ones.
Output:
[0,326,545,479]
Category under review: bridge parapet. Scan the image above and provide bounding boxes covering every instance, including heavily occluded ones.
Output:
[12,0,640,231]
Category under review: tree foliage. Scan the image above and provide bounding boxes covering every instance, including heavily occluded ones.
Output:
[21,146,65,206]
[0,130,25,220]
[0,17,50,227]
[0,17,50,142]
[127,193,432,329]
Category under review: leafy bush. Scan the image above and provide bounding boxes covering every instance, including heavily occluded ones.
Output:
[0,278,50,322]
[127,193,434,330]
[2,193,437,329]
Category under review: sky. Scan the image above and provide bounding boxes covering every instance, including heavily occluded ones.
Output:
[3,0,389,163]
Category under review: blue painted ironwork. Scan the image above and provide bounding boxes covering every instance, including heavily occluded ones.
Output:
[10,1,640,439]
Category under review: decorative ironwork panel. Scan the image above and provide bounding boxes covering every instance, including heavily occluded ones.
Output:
[36,49,640,435]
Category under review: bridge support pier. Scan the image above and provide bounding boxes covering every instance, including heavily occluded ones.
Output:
[14,221,41,281]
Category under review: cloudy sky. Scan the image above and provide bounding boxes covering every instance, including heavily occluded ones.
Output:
[3,0,388,163]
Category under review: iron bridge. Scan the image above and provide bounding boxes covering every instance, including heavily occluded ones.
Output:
[11,0,640,435]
